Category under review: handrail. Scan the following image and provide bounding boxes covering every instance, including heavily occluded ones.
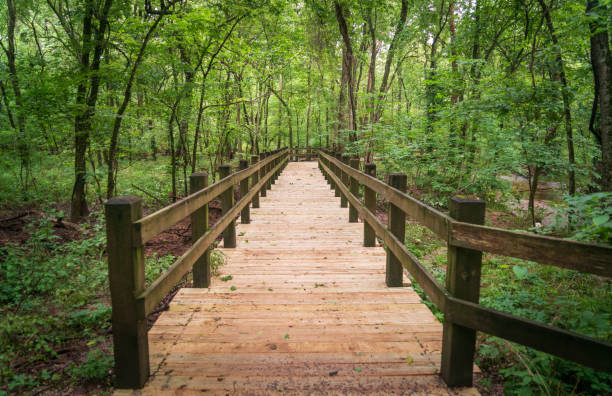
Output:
[134,150,286,245]
[450,222,611,277]
[319,151,612,277]
[318,150,612,378]
[320,159,448,309]
[136,155,288,317]
[105,148,289,389]
[319,151,450,238]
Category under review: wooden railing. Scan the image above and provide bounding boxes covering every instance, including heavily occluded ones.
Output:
[289,146,316,161]
[105,148,289,388]
[318,150,612,386]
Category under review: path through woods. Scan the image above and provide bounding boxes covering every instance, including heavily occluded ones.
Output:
[117,161,478,395]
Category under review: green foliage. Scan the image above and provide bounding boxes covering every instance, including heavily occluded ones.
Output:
[0,211,111,393]
[146,253,176,287]
[541,192,612,244]
[0,207,186,393]
[1,0,610,394]
[66,348,113,383]
[210,250,227,277]
[403,221,612,394]
[478,258,612,394]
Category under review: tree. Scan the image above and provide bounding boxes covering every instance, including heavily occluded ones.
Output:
[587,0,612,191]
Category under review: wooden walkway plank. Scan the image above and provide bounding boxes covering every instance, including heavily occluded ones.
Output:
[122,161,477,395]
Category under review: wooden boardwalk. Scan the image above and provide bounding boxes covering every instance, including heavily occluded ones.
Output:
[121,161,477,395]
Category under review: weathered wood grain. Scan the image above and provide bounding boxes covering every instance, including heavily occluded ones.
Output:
[319,160,448,310]
[447,297,612,374]
[136,156,288,317]
[134,150,286,245]
[320,154,612,377]
[121,161,476,395]
[450,222,612,277]
[320,151,451,238]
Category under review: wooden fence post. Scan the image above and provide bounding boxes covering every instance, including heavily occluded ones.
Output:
[328,154,336,191]
[190,173,210,288]
[364,163,376,247]
[105,196,149,388]
[331,151,341,197]
[274,151,279,180]
[386,173,407,287]
[271,153,277,185]
[340,155,349,208]
[266,152,272,191]
[349,158,360,222]
[218,164,236,248]
[239,159,250,224]
[260,152,267,197]
[441,196,486,387]
[251,155,260,208]
[324,156,331,185]
[274,152,281,182]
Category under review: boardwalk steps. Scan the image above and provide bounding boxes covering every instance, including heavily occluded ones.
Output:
[117,162,477,395]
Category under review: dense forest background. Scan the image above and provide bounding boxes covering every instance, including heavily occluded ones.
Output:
[1,0,611,394]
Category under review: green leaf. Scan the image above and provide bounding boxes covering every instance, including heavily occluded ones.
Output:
[593,214,610,226]
[513,265,529,280]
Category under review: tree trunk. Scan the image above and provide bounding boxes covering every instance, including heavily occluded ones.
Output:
[372,0,408,123]
[107,11,165,198]
[334,1,357,136]
[5,0,29,190]
[70,0,112,221]
[306,58,312,150]
[587,0,612,191]
[169,109,177,202]
[365,8,377,125]
[538,0,576,194]
[337,48,348,146]
[277,74,283,150]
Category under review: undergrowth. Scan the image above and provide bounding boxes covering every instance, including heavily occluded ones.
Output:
[0,210,180,394]
[402,205,612,395]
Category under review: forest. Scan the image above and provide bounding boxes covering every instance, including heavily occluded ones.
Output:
[0,0,611,394]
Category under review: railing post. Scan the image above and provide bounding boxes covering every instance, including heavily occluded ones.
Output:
[364,163,376,246]
[441,196,485,387]
[251,155,260,208]
[333,152,341,197]
[340,155,349,208]
[320,152,324,171]
[218,164,236,248]
[319,152,326,181]
[327,154,335,189]
[349,158,360,222]
[274,152,280,183]
[260,152,267,197]
[190,173,210,287]
[239,159,250,224]
[271,153,277,185]
[322,154,330,184]
[105,196,149,388]
[386,173,407,287]
[266,152,272,191]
